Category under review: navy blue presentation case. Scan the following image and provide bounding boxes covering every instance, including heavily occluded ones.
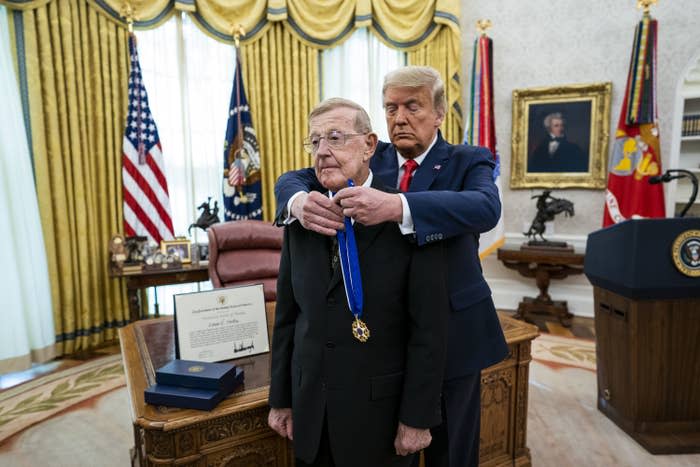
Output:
[145,367,244,411]
[155,359,243,390]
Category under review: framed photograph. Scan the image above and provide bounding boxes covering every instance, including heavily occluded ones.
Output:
[161,239,191,264]
[510,82,612,189]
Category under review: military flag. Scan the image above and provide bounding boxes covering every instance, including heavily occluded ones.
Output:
[122,33,175,244]
[603,13,665,226]
[466,29,504,258]
[222,51,263,220]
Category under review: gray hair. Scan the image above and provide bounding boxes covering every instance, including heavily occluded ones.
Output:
[382,66,446,116]
[308,97,372,133]
[543,112,565,130]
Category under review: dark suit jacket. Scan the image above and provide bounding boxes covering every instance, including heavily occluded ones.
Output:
[274,133,508,379]
[269,179,450,466]
[528,136,588,173]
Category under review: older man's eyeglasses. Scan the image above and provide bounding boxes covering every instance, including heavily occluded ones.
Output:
[303,130,366,154]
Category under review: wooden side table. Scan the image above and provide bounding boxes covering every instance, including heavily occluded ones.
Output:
[497,245,584,326]
[110,264,210,321]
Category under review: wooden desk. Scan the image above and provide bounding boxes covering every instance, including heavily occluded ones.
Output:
[119,311,537,467]
[111,264,209,321]
[498,246,584,326]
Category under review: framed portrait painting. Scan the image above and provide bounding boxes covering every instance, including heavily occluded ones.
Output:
[510,82,612,189]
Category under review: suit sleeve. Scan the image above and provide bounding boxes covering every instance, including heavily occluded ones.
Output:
[268,226,299,408]
[404,146,501,246]
[398,241,450,428]
[273,168,324,224]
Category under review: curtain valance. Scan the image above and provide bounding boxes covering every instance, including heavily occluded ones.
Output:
[1,0,459,49]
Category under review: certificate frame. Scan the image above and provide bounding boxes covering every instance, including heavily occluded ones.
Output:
[173,284,269,362]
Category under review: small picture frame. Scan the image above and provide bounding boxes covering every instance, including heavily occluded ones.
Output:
[160,239,191,264]
[510,82,612,189]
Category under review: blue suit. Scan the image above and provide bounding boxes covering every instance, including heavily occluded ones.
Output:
[275,132,508,466]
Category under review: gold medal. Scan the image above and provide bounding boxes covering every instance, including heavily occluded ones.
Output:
[352,317,370,342]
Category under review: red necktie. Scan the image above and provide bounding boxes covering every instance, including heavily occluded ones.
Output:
[399,159,419,192]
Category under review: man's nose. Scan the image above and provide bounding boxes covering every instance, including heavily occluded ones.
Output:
[395,108,408,124]
[315,137,332,156]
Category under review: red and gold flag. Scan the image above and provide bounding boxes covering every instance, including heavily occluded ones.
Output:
[603,14,665,226]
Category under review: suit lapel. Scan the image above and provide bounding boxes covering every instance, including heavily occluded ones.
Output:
[410,134,451,192]
[373,143,400,188]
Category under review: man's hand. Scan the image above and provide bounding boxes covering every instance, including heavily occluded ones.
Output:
[291,192,344,236]
[394,422,432,456]
[268,408,294,440]
[334,186,403,225]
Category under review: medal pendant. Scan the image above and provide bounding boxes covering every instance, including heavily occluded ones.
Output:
[352,317,370,342]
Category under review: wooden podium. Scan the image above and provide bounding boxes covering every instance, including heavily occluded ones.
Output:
[585,218,700,454]
[119,308,537,466]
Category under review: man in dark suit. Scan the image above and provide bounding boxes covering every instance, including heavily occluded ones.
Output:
[268,97,450,467]
[528,112,588,173]
[274,67,508,467]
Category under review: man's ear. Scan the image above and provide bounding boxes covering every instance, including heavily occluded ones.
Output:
[434,108,446,129]
[363,132,378,161]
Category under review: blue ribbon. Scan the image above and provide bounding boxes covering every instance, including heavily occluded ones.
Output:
[335,180,363,319]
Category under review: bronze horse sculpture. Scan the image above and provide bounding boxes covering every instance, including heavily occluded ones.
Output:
[188,197,221,235]
[524,190,575,242]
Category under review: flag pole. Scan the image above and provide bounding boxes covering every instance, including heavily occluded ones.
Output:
[231,24,248,202]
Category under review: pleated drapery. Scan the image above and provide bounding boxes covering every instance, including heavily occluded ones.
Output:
[2,0,461,352]
[6,0,130,354]
[0,5,56,372]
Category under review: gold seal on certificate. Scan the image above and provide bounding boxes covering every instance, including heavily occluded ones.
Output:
[351,317,370,342]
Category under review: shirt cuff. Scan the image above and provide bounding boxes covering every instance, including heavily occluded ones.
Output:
[283,191,306,225]
[397,193,415,235]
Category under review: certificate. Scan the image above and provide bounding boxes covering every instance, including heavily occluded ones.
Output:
[174,284,269,362]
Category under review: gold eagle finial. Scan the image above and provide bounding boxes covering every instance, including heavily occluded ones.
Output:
[637,0,658,16]
[232,24,246,48]
[476,19,492,36]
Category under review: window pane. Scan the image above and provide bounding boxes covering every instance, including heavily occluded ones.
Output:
[321,29,406,141]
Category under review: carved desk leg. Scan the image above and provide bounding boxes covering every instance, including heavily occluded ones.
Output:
[127,285,142,322]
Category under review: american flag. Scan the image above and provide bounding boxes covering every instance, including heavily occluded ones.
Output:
[222,53,263,221]
[122,34,174,244]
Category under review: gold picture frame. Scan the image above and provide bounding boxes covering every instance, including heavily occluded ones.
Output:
[160,239,191,264]
[510,82,612,189]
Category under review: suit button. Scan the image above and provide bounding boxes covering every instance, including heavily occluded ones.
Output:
[328,297,336,305]
[325,341,335,349]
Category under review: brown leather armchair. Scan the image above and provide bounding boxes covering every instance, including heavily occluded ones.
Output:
[207,220,283,302]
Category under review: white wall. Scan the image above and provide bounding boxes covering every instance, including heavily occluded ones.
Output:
[462,0,700,317]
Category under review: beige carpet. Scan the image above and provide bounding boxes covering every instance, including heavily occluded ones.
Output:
[531,333,596,371]
[1,336,699,466]
[0,354,125,445]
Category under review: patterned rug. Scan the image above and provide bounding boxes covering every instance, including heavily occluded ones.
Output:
[531,333,596,371]
[0,354,125,444]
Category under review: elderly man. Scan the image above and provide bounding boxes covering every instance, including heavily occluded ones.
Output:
[528,112,588,173]
[274,67,508,467]
[268,97,449,467]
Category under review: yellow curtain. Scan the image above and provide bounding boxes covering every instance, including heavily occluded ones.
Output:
[241,23,319,220]
[7,0,130,354]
